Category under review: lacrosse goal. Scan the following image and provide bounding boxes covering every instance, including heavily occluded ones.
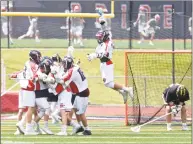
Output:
[124,50,192,125]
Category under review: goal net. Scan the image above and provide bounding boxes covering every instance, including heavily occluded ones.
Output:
[125,50,192,125]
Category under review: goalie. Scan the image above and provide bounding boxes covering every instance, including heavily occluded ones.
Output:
[162,83,190,131]
[141,14,160,46]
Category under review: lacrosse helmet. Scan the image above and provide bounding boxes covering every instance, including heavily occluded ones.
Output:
[95,30,110,44]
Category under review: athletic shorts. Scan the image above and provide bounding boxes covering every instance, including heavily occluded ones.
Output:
[2,22,8,35]
[73,96,88,115]
[21,90,36,107]
[26,26,34,37]
[35,97,50,109]
[138,24,146,33]
[100,62,114,84]
[58,90,72,111]
[18,89,26,109]
[71,26,83,36]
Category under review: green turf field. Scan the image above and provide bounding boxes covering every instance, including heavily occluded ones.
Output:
[1,47,192,105]
[1,38,192,49]
[1,119,191,144]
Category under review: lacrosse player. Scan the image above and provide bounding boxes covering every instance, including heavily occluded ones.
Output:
[58,56,91,135]
[18,16,40,42]
[141,14,161,46]
[188,17,192,35]
[14,50,42,135]
[133,6,147,44]
[71,6,85,47]
[1,6,13,44]
[162,83,190,131]
[87,29,133,104]
[10,71,27,135]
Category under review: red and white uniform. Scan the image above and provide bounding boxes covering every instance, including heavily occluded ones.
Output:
[48,64,72,111]
[34,69,50,110]
[19,60,38,107]
[62,65,89,115]
[95,40,114,84]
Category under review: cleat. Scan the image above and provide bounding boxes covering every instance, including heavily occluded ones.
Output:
[119,90,128,104]
[14,129,22,135]
[41,127,54,135]
[25,129,38,135]
[16,122,25,135]
[83,130,92,135]
[167,127,172,131]
[56,131,68,136]
[71,126,84,135]
[149,41,154,46]
[182,126,189,131]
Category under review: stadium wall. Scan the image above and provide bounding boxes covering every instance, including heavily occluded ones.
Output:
[8,1,192,39]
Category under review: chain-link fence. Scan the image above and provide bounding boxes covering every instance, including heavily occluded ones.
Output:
[1,0,192,49]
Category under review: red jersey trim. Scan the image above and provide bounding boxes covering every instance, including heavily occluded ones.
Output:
[69,81,79,94]
[55,83,64,94]
[63,68,73,82]
[106,60,113,65]
[21,80,35,91]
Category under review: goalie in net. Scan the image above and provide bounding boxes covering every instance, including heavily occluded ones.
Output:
[162,83,190,131]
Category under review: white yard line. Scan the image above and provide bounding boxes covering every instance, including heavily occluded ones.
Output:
[1,141,191,144]
[2,136,191,139]
[1,132,191,135]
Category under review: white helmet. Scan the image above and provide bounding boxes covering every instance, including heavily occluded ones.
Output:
[155,14,160,21]
[73,5,79,12]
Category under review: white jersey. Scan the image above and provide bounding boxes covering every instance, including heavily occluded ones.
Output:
[35,69,49,91]
[28,18,37,31]
[62,65,88,94]
[47,63,71,95]
[95,40,113,60]
[138,10,146,25]
[19,60,38,90]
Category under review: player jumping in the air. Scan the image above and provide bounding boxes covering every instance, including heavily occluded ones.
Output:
[132,6,147,44]
[188,17,192,35]
[141,14,161,46]
[71,6,85,47]
[18,16,40,42]
[1,6,14,44]
[162,83,190,131]
[87,30,133,103]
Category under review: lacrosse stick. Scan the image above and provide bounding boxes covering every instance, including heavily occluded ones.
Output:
[130,111,173,133]
[1,82,19,96]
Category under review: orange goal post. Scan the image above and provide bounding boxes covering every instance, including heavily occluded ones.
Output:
[124,50,192,126]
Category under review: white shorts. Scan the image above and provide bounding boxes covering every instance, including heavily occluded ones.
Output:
[73,96,88,115]
[35,97,50,109]
[2,22,8,35]
[21,90,36,107]
[58,90,72,111]
[18,90,26,109]
[71,26,83,36]
[100,63,114,84]
[138,24,146,33]
[26,26,34,37]
[145,27,155,35]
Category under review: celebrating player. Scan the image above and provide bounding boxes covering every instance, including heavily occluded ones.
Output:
[162,83,190,131]
[71,5,85,47]
[133,6,147,44]
[188,17,192,35]
[18,16,40,42]
[1,6,14,44]
[59,56,92,135]
[87,29,133,104]
[141,14,161,46]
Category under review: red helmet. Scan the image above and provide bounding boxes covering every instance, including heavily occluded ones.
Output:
[155,14,160,21]
[139,6,145,11]
[96,30,110,44]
